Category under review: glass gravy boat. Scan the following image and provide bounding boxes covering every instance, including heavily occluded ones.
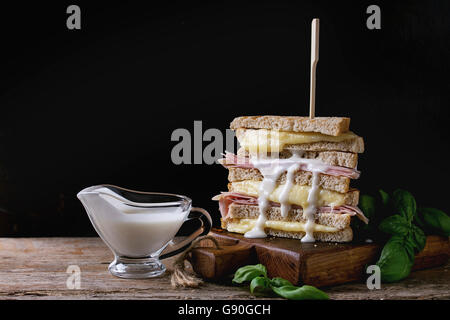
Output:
[77,185,211,279]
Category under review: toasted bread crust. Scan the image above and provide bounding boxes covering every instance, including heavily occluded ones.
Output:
[237,148,359,169]
[230,116,351,136]
[283,138,364,153]
[226,203,352,229]
[267,227,353,242]
[227,167,351,193]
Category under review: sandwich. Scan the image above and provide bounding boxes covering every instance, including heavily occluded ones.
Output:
[213,116,368,242]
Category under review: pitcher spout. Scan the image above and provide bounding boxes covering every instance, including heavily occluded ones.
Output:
[77,186,103,206]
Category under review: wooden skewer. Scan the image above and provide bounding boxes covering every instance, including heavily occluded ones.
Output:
[309,18,320,119]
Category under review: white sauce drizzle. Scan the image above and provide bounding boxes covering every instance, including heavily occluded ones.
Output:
[301,171,320,242]
[279,163,300,218]
[244,150,329,242]
[244,159,285,238]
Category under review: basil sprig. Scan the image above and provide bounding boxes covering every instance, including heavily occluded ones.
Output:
[358,188,450,283]
[232,264,329,300]
[232,263,267,284]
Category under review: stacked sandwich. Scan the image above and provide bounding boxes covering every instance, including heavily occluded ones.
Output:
[213,116,368,242]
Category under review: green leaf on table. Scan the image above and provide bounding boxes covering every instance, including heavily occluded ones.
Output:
[378,215,409,236]
[232,264,267,284]
[420,207,450,237]
[272,285,329,300]
[249,276,271,294]
[376,236,414,283]
[404,234,417,259]
[410,224,426,252]
[393,189,416,223]
[269,277,292,288]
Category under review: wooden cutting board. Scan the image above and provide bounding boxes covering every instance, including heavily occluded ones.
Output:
[190,229,450,287]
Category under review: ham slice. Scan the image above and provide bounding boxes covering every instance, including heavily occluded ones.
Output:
[220,153,360,179]
[213,192,369,224]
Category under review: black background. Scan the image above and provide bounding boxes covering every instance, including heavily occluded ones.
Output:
[0,0,449,236]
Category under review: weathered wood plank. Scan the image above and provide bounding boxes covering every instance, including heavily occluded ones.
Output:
[0,237,448,300]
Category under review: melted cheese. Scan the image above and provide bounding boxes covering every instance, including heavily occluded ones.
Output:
[237,128,357,153]
[230,180,346,208]
[227,218,339,234]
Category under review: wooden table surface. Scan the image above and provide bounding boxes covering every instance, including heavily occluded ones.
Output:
[0,237,448,300]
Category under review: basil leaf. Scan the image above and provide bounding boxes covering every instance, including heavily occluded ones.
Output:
[410,224,426,252]
[250,276,271,294]
[270,277,292,288]
[232,264,267,284]
[272,285,329,300]
[376,236,414,283]
[379,189,390,206]
[404,234,417,260]
[359,194,376,220]
[378,215,409,236]
[420,207,450,237]
[393,189,416,223]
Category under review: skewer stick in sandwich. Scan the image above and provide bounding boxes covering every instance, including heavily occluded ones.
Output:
[213,20,367,243]
[310,18,319,119]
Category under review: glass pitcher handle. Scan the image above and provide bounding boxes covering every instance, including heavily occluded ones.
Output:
[159,207,212,260]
